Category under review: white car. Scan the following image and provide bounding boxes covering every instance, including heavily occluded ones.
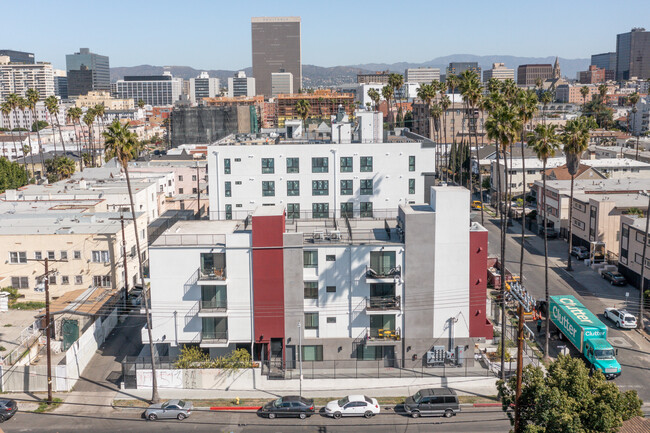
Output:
[324,395,380,419]
[604,308,637,329]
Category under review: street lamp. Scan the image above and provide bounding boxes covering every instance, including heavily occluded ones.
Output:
[638,191,650,329]
[298,321,303,397]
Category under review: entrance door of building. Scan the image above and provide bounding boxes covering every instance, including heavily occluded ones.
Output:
[383,346,395,367]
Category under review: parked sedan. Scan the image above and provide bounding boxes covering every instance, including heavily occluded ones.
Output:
[602,271,627,286]
[571,246,589,260]
[261,396,315,419]
[0,400,17,423]
[144,400,192,421]
[324,395,380,419]
[604,308,637,329]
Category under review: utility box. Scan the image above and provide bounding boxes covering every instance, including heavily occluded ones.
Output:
[455,345,465,366]
[426,346,445,367]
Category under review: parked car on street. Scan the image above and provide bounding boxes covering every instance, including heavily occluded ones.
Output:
[403,388,460,418]
[602,271,627,286]
[471,200,483,210]
[571,246,589,260]
[604,308,637,329]
[261,396,315,419]
[0,400,17,423]
[324,395,380,419]
[144,400,192,421]
[538,226,558,239]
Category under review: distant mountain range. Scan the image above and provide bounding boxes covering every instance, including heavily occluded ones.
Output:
[110,54,590,88]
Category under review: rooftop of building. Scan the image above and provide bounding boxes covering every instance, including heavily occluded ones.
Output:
[536,177,650,192]
[505,157,650,170]
[44,286,120,317]
[151,219,248,247]
[0,198,104,215]
[0,211,141,235]
[573,192,649,208]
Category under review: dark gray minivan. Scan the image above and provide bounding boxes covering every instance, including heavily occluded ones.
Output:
[403,388,460,418]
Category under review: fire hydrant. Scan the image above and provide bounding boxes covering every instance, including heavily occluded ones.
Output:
[235,397,240,405]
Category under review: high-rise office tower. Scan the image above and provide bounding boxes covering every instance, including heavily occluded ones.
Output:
[227,71,256,97]
[189,72,220,104]
[616,28,650,81]
[65,48,110,97]
[482,63,515,82]
[405,67,440,84]
[446,62,481,78]
[0,50,35,64]
[251,16,301,97]
[53,69,68,99]
[115,73,182,106]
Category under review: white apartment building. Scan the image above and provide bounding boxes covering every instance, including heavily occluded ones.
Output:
[271,72,293,97]
[482,63,515,82]
[356,83,385,108]
[0,100,70,130]
[404,67,440,84]
[207,141,436,220]
[189,72,220,104]
[632,95,650,136]
[227,71,255,97]
[0,57,55,100]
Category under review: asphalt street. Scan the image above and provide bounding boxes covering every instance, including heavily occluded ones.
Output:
[474,209,650,402]
[1,407,512,433]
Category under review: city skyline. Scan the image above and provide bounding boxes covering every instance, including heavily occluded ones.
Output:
[1,0,649,71]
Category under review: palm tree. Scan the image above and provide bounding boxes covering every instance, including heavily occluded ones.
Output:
[17,97,35,176]
[67,107,83,171]
[0,102,12,159]
[541,91,553,125]
[563,116,596,272]
[367,88,381,111]
[381,85,394,128]
[26,89,46,179]
[598,84,608,103]
[459,70,483,215]
[440,94,451,181]
[417,83,437,168]
[430,102,443,148]
[45,96,68,156]
[529,124,560,361]
[94,104,106,163]
[580,86,590,112]
[5,94,27,172]
[294,99,311,138]
[53,155,76,179]
[446,75,459,149]
[83,110,96,167]
[137,99,145,110]
[628,92,641,159]
[103,119,160,403]
[389,73,404,126]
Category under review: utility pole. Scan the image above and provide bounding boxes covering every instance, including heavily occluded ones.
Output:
[44,257,53,405]
[196,162,201,220]
[298,321,303,397]
[120,213,129,315]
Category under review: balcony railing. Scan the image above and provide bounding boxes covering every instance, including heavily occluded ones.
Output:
[199,267,227,281]
[366,265,401,279]
[366,296,401,311]
[200,330,228,344]
[368,327,401,341]
[200,299,227,312]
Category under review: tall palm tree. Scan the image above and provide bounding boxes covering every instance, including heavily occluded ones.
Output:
[17,97,35,176]
[94,104,106,163]
[67,107,83,171]
[367,88,380,111]
[103,119,160,403]
[446,75,459,150]
[580,86,590,112]
[541,91,553,125]
[430,102,443,149]
[294,99,311,138]
[26,88,46,179]
[45,96,67,156]
[529,124,560,361]
[5,94,28,171]
[381,85,394,128]
[563,116,596,272]
[440,93,451,181]
[459,70,483,217]
[388,73,404,127]
[598,84,608,103]
[628,92,641,159]
[83,109,96,167]
[0,102,12,159]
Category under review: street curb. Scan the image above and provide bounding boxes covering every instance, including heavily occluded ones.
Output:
[635,329,650,343]
[210,406,261,411]
[472,403,502,407]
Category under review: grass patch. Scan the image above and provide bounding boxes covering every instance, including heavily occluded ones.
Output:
[34,398,62,413]
[0,346,5,352]
[10,301,45,310]
[4,324,12,327]
[458,395,499,404]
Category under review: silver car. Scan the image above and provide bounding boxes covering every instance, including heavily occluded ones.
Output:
[144,399,193,421]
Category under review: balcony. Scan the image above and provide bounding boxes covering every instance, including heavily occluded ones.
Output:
[198,299,228,316]
[365,265,401,280]
[200,330,229,347]
[363,327,401,345]
[198,267,227,283]
[366,295,401,312]
[199,252,227,284]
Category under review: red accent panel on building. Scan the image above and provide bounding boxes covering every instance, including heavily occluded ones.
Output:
[469,229,493,338]
[252,213,286,350]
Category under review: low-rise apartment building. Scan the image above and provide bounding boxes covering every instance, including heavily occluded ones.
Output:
[207,141,436,220]
[0,212,147,301]
[145,186,492,366]
[618,215,650,287]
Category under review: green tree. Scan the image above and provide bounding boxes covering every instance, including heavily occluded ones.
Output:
[45,156,76,181]
[45,96,67,156]
[16,97,36,176]
[103,119,158,403]
[381,85,394,127]
[294,99,311,138]
[580,86,589,112]
[497,355,642,433]
[440,91,451,180]
[0,102,12,158]
[540,91,553,124]
[94,104,106,162]
[529,124,560,360]
[26,89,46,178]
[563,116,596,272]
[0,157,29,193]
[66,107,84,171]
[367,88,381,110]
[388,73,404,126]
[5,94,28,173]
[31,120,48,132]
[459,70,483,220]
[83,109,96,167]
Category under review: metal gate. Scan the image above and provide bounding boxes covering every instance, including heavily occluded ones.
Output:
[121,357,138,389]
[62,319,79,351]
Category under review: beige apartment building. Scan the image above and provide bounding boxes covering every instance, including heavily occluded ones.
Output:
[74,91,134,110]
[619,215,650,287]
[0,212,147,301]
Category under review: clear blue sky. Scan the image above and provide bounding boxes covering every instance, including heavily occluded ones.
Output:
[2,0,648,70]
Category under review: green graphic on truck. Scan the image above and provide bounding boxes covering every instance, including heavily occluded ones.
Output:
[549,295,621,379]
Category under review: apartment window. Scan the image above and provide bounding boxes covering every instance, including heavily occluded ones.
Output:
[48,251,56,260]
[360,156,373,172]
[61,276,69,285]
[75,275,83,285]
[192,174,197,181]
[93,275,111,287]
[11,277,29,289]
[225,204,232,220]
[192,187,198,194]
[178,175,184,181]
[573,202,586,212]
[287,180,300,196]
[370,251,396,275]
[326,317,336,324]
[409,179,415,194]
[234,158,241,162]
[572,218,585,230]
[312,180,329,196]
[179,188,184,194]
[409,155,415,172]
[304,313,319,330]
[235,181,242,185]
[262,181,275,197]
[304,250,318,268]
[225,181,231,197]
[312,157,328,173]
[341,202,354,218]
[60,251,68,260]
[360,202,373,218]
[262,158,274,174]
[9,252,27,264]
[49,275,56,285]
[326,286,336,293]
[326,255,336,262]
[360,179,373,195]
[92,250,110,263]
[224,158,231,174]
[287,203,300,219]
[74,250,81,260]
[287,157,299,173]
[34,251,42,260]
[304,281,318,299]
[302,345,323,361]
[340,157,353,172]
[340,180,353,195]
[312,203,329,218]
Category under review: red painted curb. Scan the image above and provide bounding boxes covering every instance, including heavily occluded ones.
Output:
[209,406,261,411]
[473,403,502,407]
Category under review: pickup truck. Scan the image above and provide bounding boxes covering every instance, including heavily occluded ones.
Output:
[549,295,621,379]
